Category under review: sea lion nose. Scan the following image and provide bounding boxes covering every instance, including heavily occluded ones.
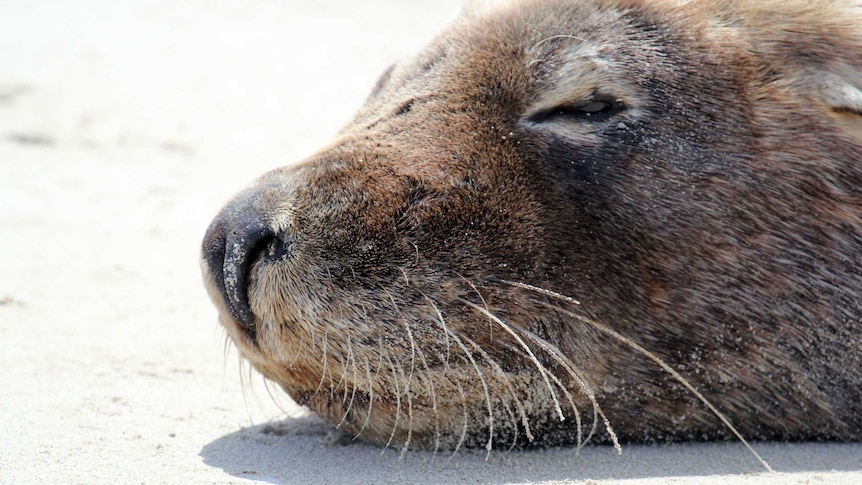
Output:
[201,193,279,330]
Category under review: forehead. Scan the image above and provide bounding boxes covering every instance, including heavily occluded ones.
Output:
[459,0,682,54]
[387,0,689,105]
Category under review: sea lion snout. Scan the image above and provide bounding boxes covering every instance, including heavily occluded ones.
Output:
[202,186,291,331]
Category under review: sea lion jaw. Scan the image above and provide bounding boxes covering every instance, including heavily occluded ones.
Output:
[202,0,862,450]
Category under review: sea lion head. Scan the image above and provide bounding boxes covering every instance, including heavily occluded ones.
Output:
[202,0,862,450]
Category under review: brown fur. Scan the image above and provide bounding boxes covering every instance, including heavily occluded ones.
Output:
[201,0,862,452]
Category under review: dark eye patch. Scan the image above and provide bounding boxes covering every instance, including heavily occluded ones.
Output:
[528,97,626,124]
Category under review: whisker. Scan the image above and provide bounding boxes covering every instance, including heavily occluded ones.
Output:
[222,333,233,367]
[511,325,604,454]
[447,378,470,461]
[398,266,411,286]
[381,288,419,455]
[355,348,385,440]
[400,361,415,459]
[431,339,469,458]
[285,342,303,368]
[505,281,773,472]
[459,275,495,341]
[220,334,245,401]
[382,355,403,454]
[458,297,610,454]
[528,34,587,66]
[262,377,285,415]
[425,295,495,457]
[408,241,420,266]
[502,280,581,305]
[331,348,349,403]
[343,339,355,408]
[336,338,359,429]
[416,347,442,454]
[236,345,253,420]
[354,357,372,440]
[455,297,565,421]
[331,310,351,403]
[311,332,329,399]
[533,33,587,49]
[460,333,531,448]
[460,278,536,444]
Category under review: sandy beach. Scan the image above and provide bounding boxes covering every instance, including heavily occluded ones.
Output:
[1,1,861,483]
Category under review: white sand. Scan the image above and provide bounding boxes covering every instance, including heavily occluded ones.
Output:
[1,1,860,483]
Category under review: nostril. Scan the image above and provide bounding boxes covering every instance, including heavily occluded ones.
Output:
[258,235,293,261]
[202,201,279,336]
[223,223,275,328]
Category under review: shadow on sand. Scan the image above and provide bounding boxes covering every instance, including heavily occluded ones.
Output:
[200,416,862,484]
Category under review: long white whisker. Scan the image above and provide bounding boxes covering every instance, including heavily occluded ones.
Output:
[459,279,536,444]
[447,378,469,461]
[311,332,329,398]
[416,347,442,454]
[354,357,373,440]
[382,355,403,454]
[501,280,581,305]
[460,333,532,447]
[381,288,418,456]
[331,348,349,403]
[459,275,495,341]
[455,297,565,421]
[355,348,385,440]
[459,297,612,454]
[400,361,414,459]
[512,324,605,454]
[505,281,773,472]
[336,338,359,429]
[424,295,495,458]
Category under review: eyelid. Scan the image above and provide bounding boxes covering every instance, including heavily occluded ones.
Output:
[526,97,626,123]
[579,101,611,112]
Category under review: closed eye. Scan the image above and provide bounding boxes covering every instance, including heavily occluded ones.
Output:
[528,98,626,123]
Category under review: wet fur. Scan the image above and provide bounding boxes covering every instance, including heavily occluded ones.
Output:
[201,0,862,456]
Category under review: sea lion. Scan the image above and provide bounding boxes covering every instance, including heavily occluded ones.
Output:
[201,0,862,455]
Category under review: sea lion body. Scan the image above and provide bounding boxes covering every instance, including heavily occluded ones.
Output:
[202,0,862,450]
